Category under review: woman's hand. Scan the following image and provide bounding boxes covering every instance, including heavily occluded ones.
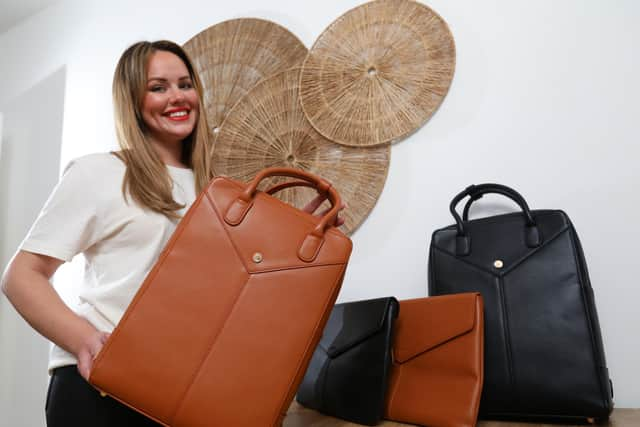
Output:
[76,331,111,380]
[302,193,346,227]
[1,251,110,382]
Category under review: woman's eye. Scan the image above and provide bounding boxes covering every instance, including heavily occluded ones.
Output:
[150,86,165,92]
[180,82,194,89]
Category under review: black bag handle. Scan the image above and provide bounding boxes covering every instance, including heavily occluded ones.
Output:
[450,184,541,256]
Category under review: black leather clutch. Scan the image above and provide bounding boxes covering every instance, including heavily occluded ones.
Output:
[429,183,614,423]
[296,297,399,426]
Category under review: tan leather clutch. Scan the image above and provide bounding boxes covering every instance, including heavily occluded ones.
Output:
[385,293,484,427]
[89,167,352,427]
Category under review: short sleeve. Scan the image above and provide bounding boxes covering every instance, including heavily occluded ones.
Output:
[20,158,104,262]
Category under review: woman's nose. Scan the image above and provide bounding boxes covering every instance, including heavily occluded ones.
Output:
[169,87,186,103]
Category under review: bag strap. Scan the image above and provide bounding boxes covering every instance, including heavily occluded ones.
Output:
[224,167,342,262]
[450,183,541,256]
[265,180,317,195]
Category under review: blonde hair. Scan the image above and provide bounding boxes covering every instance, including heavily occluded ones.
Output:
[112,40,212,218]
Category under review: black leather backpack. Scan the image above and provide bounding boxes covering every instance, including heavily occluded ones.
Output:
[429,183,614,422]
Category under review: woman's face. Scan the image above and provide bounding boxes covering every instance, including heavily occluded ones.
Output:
[141,50,199,145]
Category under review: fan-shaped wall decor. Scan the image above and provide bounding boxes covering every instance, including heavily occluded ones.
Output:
[213,68,390,235]
[299,0,456,147]
[183,18,308,137]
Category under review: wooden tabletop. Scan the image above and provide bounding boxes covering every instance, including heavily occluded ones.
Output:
[284,402,639,427]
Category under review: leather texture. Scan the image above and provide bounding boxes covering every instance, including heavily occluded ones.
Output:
[296,297,399,426]
[429,183,614,422]
[88,167,352,427]
[384,293,484,427]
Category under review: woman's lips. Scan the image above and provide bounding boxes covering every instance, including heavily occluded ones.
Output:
[165,109,190,121]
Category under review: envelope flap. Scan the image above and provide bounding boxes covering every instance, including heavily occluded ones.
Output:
[319,297,398,358]
[206,177,352,272]
[431,210,569,275]
[394,293,479,364]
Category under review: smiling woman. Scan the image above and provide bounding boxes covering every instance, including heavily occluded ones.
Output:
[112,41,212,219]
[0,39,341,427]
[141,51,200,167]
[0,40,212,427]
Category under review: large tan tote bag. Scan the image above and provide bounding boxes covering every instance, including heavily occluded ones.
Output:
[89,167,352,427]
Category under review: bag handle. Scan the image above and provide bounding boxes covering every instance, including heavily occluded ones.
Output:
[224,167,342,262]
[265,180,317,195]
[450,183,541,256]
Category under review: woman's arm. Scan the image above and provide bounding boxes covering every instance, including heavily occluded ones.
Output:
[1,251,109,380]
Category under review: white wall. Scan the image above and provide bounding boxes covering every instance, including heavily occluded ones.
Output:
[0,0,638,422]
[0,64,66,426]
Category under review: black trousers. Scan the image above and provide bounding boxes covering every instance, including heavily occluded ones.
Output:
[46,365,162,427]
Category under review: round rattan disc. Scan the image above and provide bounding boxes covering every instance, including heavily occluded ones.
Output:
[183,18,308,137]
[299,0,455,147]
[213,68,390,235]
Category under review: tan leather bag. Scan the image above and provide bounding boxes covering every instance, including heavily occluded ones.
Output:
[89,167,352,427]
[385,293,484,427]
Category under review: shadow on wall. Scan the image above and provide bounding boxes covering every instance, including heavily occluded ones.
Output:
[0,65,66,427]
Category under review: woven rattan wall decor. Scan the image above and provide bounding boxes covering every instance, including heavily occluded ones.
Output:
[183,18,308,139]
[299,0,455,147]
[212,68,391,235]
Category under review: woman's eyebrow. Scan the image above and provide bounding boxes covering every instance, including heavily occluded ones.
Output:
[147,76,191,82]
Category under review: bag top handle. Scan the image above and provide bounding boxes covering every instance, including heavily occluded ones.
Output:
[265,180,318,195]
[224,167,342,262]
[450,183,541,256]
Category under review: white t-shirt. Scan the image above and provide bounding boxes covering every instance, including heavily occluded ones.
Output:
[20,152,197,371]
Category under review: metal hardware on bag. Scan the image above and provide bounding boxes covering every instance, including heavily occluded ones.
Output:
[252,253,263,263]
[100,391,107,398]
[493,260,504,269]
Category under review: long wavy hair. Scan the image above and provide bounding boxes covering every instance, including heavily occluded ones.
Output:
[112,40,212,218]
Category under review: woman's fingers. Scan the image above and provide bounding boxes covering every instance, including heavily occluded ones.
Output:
[302,193,327,214]
[302,194,346,227]
[77,351,92,381]
[76,330,111,381]
[317,202,346,226]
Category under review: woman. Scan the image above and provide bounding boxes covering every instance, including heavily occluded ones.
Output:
[1,40,209,426]
[1,40,339,426]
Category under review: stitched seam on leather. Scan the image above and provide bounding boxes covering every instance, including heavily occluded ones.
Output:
[432,224,569,276]
[206,181,348,273]
[432,245,495,275]
[500,226,568,274]
[206,179,351,425]
[270,264,347,426]
[169,192,252,424]
[91,191,207,370]
[90,192,212,426]
[170,273,252,424]
[248,261,347,275]
[567,224,609,412]
[204,185,252,273]
[327,326,386,357]
[498,275,517,407]
[396,328,474,364]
